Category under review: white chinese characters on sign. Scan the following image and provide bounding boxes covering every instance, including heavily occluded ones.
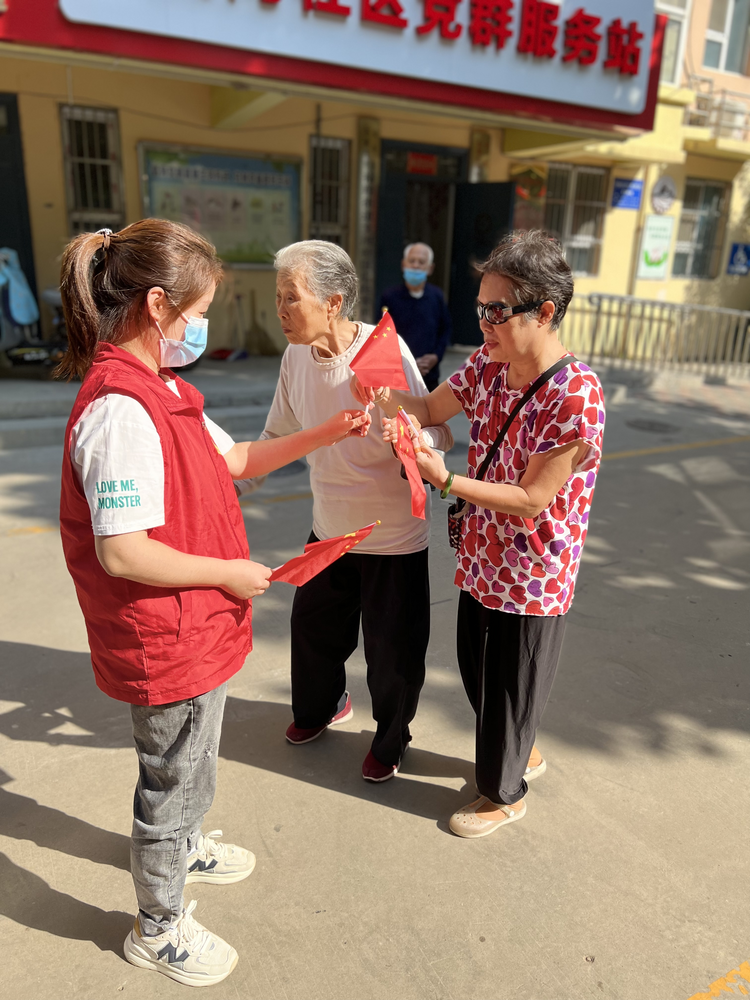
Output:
[60,0,656,115]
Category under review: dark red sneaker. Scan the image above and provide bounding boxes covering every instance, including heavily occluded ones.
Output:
[285,692,353,745]
[362,749,402,783]
[329,691,354,726]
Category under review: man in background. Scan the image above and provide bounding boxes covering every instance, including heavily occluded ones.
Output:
[379,242,452,392]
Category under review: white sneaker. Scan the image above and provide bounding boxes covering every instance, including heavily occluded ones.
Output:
[185,830,256,885]
[123,900,238,987]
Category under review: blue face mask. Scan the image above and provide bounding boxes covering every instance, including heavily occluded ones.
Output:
[404,268,428,287]
[158,313,209,368]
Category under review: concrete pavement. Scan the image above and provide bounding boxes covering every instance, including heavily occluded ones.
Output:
[0,353,748,1000]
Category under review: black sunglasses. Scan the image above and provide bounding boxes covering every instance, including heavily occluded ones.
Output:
[476,299,545,325]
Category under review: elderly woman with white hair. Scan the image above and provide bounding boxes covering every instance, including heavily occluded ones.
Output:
[245,240,453,782]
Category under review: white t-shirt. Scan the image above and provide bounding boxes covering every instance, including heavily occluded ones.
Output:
[243,323,454,556]
[70,379,235,536]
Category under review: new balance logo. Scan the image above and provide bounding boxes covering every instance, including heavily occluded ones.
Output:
[156,942,189,966]
[188,858,218,873]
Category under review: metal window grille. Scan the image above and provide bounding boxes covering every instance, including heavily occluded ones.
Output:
[309,136,350,247]
[673,179,728,278]
[544,163,608,276]
[60,105,124,235]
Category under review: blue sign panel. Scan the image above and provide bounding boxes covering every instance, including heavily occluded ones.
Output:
[727,243,750,276]
[611,178,643,210]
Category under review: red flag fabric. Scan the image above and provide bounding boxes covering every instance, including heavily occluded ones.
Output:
[394,409,426,520]
[349,311,410,391]
[269,522,380,586]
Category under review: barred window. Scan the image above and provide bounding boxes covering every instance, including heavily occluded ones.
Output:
[544,164,608,276]
[673,179,728,278]
[309,136,350,248]
[60,105,124,236]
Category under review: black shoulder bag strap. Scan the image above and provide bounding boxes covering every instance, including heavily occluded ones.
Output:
[472,354,577,485]
[446,355,577,549]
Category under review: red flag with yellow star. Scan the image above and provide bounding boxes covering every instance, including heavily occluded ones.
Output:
[394,409,426,520]
[350,311,410,391]
[269,522,380,586]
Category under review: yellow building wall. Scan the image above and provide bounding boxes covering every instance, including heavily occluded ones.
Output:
[570,154,750,311]
[2,54,501,349]
[683,0,750,98]
[626,156,748,308]
[3,48,749,354]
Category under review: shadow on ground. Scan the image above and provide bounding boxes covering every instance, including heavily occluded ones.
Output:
[0,851,132,954]
[0,768,130,871]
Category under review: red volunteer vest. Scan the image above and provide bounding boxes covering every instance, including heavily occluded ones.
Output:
[60,344,252,705]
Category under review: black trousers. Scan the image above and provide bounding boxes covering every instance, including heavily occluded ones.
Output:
[290,533,429,766]
[457,590,567,805]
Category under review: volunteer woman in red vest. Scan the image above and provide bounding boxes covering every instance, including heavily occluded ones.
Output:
[58,220,369,988]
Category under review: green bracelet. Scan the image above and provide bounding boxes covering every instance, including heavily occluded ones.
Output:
[440,471,456,499]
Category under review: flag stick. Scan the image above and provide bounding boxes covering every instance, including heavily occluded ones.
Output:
[397,405,422,450]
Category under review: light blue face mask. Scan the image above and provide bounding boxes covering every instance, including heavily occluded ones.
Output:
[403,268,428,287]
[158,313,209,368]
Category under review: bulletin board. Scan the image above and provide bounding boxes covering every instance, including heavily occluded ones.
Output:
[138,143,302,266]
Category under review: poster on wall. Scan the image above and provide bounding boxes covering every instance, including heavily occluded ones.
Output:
[139,144,301,266]
[636,214,675,281]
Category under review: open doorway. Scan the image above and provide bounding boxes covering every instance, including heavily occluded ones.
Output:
[373,140,467,320]
[373,139,514,343]
[0,94,36,296]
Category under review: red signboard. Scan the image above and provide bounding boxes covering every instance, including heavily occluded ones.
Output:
[406,152,439,175]
[0,0,665,132]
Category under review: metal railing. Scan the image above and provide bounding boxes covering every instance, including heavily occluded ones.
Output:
[560,294,750,377]
[684,75,750,144]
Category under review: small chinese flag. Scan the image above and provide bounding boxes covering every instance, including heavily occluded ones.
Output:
[395,409,426,520]
[349,311,410,391]
[269,522,380,586]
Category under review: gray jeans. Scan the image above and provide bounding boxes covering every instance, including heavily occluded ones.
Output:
[130,683,227,935]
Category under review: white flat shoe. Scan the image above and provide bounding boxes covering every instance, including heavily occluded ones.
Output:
[525,757,547,782]
[449,797,527,839]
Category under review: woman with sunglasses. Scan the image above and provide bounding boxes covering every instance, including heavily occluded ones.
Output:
[352,230,605,839]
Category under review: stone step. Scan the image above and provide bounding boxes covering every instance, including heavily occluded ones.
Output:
[0,385,277,421]
[202,405,272,438]
[0,415,69,450]
[0,383,80,420]
[0,404,274,451]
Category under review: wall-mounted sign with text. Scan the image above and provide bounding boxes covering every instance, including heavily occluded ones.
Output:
[139,144,301,266]
[611,177,643,210]
[60,0,656,116]
[636,214,674,281]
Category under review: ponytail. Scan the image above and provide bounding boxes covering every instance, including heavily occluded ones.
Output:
[57,231,107,380]
[55,219,224,380]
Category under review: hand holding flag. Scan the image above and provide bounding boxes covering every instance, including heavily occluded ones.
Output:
[393,408,426,520]
[349,311,410,394]
[270,522,380,587]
